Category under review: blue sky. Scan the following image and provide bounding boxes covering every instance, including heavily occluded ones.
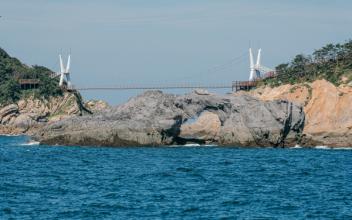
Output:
[1,0,351,104]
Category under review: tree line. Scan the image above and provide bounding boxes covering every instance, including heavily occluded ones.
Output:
[263,40,352,86]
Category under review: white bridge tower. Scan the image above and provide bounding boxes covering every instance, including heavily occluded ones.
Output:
[249,48,274,81]
[59,54,72,89]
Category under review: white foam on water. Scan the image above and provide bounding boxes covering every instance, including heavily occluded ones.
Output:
[203,144,218,147]
[292,145,302,149]
[314,146,352,150]
[315,146,331,149]
[332,147,352,150]
[0,134,22,137]
[167,144,218,148]
[21,141,40,146]
[167,145,181,148]
[183,143,201,147]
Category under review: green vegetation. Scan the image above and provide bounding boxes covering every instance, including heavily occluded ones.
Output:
[0,47,63,105]
[261,40,352,87]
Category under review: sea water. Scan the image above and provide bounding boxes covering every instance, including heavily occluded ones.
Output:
[1,135,352,219]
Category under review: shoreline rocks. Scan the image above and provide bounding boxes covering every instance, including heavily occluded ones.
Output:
[249,79,352,147]
[4,79,352,148]
[34,90,305,147]
[0,93,109,135]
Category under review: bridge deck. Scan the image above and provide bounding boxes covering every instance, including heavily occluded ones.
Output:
[73,81,257,92]
[75,84,232,91]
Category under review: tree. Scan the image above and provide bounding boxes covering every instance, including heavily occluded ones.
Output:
[0,78,20,104]
[38,73,62,98]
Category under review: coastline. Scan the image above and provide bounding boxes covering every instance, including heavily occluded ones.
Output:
[3,134,352,149]
[2,81,352,148]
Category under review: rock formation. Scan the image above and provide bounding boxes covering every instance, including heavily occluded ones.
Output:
[0,93,109,135]
[248,79,352,147]
[35,90,305,147]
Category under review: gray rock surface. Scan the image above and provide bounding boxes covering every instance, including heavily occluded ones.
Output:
[35,91,305,147]
[12,114,37,131]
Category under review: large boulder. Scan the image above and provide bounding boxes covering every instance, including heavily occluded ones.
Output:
[34,91,305,147]
[85,100,110,113]
[11,114,37,132]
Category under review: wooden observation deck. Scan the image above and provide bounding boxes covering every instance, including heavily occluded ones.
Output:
[18,79,40,89]
[14,72,59,90]
[232,81,258,92]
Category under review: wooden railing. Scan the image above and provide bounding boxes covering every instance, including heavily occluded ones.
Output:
[18,79,40,84]
[232,81,258,92]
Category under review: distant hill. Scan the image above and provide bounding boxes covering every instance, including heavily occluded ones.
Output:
[0,48,62,104]
[261,40,352,87]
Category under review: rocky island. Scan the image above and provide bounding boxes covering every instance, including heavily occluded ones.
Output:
[3,40,352,148]
[34,90,305,147]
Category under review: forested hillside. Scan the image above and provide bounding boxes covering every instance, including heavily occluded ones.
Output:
[262,40,352,86]
[0,48,62,104]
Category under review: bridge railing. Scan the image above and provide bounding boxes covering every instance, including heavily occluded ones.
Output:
[72,83,234,91]
[231,80,258,92]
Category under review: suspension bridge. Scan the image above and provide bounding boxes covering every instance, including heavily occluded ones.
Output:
[71,81,260,92]
[19,48,276,92]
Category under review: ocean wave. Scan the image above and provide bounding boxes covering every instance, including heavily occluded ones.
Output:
[21,141,40,146]
[183,144,218,147]
[167,144,218,148]
[291,145,302,149]
[0,134,23,137]
[332,147,352,150]
[183,143,201,147]
[314,146,352,150]
[203,144,218,147]
[315,146,330,149]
